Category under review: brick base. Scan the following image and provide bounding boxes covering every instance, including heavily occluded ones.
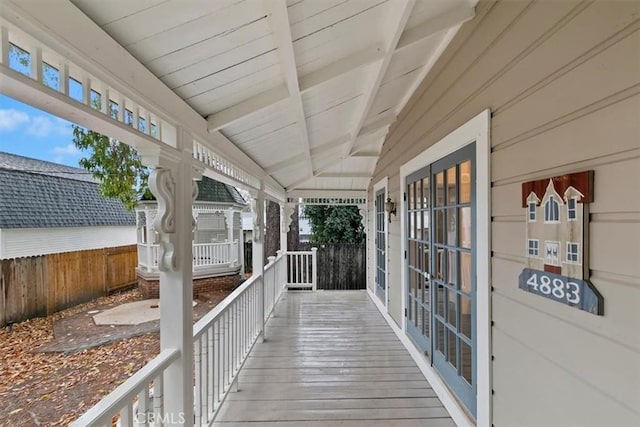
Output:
[138,274,242,299]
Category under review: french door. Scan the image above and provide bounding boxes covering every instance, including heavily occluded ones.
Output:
[406,143,476,417]
[375,188,386,302]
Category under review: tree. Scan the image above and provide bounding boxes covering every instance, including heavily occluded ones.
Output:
[72,127,152,211]
[304,205,364,245]
[264,200,280,263]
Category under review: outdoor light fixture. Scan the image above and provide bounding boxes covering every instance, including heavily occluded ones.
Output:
[385,197,396,222]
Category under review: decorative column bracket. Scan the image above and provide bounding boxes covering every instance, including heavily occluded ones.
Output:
[149,168,177,272]
[281,203,295,233]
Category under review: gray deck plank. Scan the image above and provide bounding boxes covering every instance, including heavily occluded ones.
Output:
[213,291,453,425]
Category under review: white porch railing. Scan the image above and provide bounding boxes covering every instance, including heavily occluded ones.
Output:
[286,248,318,291]
[74,250,313,426]
[73,348,178,426]
[138,241,239,272]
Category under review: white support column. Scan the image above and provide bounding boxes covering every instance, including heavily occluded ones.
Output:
[144,128,197,425]
[311,247,318,292]
[280,203,293,254]
[239,211,245,276]
[225,209,234,244]
[145,206,153,272]
[250,189,265,341]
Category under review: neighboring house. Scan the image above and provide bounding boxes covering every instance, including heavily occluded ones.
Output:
[0,151,135,259]
[136,176,247,298]
[0,151,137,326]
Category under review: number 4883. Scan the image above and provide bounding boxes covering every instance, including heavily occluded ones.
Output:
[526,273,580,304]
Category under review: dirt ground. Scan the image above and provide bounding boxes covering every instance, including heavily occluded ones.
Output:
[0,287,232,426]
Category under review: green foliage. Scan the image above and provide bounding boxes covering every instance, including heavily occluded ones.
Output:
[304,205,365,245]
[72,126,152,211]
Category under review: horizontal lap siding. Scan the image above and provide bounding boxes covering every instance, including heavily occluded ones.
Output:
[372,1,640,426]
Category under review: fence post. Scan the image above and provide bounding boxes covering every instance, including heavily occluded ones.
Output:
[311,247,318,292]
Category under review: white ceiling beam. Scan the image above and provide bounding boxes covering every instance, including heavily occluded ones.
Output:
[358,112,396,138]
[351,150,380,158]
[299,43,384,94]
[205,5,473,133]
[266,134,350,175]
[206,84,288,132]
[316,172,372,179]
[266,0,314,178]
[344,0,416,158]
[396,4,475,51]
[264,152,306,175]
[287,189,367,199]
[206,43,384,132]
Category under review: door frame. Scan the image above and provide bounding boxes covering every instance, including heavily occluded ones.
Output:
[373,177,389,309]
[399,109,491,427]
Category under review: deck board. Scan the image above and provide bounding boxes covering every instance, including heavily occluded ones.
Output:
[213,291,453,426]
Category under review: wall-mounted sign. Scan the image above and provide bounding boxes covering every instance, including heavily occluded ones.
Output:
[518,171,603,315]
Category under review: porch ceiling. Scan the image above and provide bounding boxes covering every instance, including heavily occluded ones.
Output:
[70,0,476,194]
[4,0,476,196]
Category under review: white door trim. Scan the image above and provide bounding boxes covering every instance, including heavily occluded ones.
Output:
[373,177,389,308]
[398,109,491,427]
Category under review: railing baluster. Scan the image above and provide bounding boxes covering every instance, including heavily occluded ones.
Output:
[136,388,150,426]
[194,337,202,425]
[153,374,163,427]
[207,327,214,417]
[120,404,133,427]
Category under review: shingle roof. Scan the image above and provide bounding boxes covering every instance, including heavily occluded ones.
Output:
[0,152,135,229]
[196,177,246,205]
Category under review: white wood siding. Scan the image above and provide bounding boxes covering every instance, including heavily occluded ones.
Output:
[371,1,640,426]
[0,226,136,259]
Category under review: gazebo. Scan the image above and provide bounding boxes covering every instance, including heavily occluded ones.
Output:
[135,176,246,298]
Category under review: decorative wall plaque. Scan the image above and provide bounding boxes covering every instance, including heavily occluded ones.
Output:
[518,171,603,315]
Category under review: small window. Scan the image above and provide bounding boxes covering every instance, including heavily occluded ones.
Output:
[567,242,579,263]
[544,196,559,222]
[528,202,536,222]
[567,198,577,221]
[528,239,539,256]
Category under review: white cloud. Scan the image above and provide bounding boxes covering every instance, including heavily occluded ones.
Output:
[27,116,72,138]
[51,143,80,163]
[0,109,30,132]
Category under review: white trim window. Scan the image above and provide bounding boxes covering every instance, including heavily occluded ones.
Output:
[566,242,579,263]
[528,201,536,222]
[527,239,539,256]
[567,197,577,221]
[544,196,560,223]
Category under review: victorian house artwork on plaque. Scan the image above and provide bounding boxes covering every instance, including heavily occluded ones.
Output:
[519,171,603,315]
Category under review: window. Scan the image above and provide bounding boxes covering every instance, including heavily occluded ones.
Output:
[528,239,539,256]
[567,242,579,263]
[544,196,559,222]
[567,198,577,221]
[528,202,536,222]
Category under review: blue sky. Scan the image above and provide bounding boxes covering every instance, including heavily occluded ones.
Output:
[0,94,82,167]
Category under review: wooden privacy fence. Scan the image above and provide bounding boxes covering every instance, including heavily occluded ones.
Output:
[0,245,137,327]
[298,243,366,290]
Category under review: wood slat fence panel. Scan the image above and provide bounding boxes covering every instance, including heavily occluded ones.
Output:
[0,245,137,327]
[298,244,366,290]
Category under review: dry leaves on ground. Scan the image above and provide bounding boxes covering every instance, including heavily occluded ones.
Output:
[0,291,160,427]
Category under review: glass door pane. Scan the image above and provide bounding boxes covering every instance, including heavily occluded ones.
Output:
[375,189,386,302]
[406,168,431,355]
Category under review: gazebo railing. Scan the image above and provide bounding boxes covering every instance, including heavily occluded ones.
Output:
[138,241,239,272]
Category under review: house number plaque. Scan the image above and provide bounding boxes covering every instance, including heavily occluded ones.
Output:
[519,171,603,315]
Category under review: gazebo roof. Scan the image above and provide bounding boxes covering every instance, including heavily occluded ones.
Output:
[196,177,246,206]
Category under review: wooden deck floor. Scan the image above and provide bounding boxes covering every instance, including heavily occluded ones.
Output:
[213,291,454,426]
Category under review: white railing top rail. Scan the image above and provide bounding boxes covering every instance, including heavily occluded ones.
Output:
[71,348,179,426]
[193,253,279,341]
